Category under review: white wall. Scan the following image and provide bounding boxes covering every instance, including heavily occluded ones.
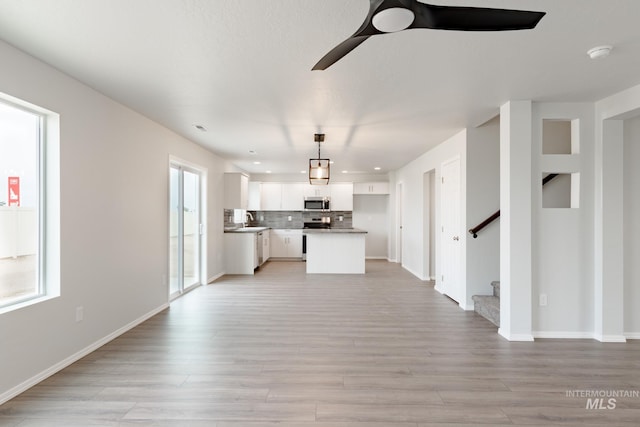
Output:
[531,103,595,337]
[0,39,227,402]
[593,84,640,341]
[624,115,640,334]
[466,116,500,305]
[352,195,388,259]
[391,130,466,296]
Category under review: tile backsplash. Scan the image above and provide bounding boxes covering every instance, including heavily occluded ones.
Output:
[224,209,352,229]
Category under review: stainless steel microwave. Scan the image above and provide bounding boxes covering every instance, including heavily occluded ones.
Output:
[304,197,330,211]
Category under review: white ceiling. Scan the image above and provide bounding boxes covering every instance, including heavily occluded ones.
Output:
[1,1,640,176]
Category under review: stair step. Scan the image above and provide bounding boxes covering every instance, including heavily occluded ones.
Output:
[472,295,500,327]
[491,281,500,298]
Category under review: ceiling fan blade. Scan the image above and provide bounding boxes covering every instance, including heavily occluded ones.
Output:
[412,3,545,31]
[312,35,370,70]
[312,1,545,70]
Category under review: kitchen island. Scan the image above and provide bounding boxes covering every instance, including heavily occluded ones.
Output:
[303,228,367,274]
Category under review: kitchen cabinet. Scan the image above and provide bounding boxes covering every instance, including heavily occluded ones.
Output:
[248,182,261,210]
[303,184,331,198]
[224,232,257,274]
[329,183,353,211]
[270,229,302,258]
[224,173,249,209]
[257,183,305,211]
[281,183,305,210]
[353,182,390,195]
[260,183,282,210]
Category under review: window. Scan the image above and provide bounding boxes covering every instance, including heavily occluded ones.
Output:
[0,95,58,311]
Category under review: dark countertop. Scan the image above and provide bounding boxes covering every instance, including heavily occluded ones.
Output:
[303,228,367,234]
[225,226,366,234]
[224,227,270,233]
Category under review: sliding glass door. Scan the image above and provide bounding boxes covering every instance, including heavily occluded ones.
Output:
[169,164,202,299]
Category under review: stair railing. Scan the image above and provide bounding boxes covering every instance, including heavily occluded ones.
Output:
[468,173,559,238]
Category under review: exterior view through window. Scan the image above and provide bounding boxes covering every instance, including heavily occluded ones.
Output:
[0,100,42,308]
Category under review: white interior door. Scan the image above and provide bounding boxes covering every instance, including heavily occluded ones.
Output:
[440,158,462,303]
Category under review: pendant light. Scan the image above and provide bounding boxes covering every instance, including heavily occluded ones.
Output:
[309,133,330,185]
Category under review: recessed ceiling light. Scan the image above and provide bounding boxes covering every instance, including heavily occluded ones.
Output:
[253,161,261,165]
[342,170,348,174]
[329,161,335,164]
[587,45,613,59]
[374,167,381,171]
[266,170,272,174]
[194,124,207,131]
[300,170,306,174]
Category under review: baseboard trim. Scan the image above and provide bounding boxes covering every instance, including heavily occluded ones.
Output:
[0,303,169,406]
[207,271,225,284]
[460,302,474,311]
[498,328,534,342]
[593,334,627,343]
[533,331,595,340]
[365,256,388,260]
[401,264,422,280]
[625,333,640,340]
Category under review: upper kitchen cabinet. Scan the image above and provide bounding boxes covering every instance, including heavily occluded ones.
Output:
[251,181,354,211]
[353,182,390,195]
[281,183,305,210]
[329,183,353,211]
[257,183,305,211]
[303,184,331,198]
[224,173,249,209]
[260,182,282,210]
[248,182,261,210]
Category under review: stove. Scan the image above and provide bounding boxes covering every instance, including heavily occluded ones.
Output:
[303,216,331,229]
[302,217,331,260]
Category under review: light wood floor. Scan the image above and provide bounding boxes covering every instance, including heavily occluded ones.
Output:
[2,260,640,426]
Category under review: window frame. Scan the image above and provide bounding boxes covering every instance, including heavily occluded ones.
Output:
[0,94,57,313]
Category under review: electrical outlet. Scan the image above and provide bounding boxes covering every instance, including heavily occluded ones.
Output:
[539,294,548,306]
[287,216,292,221]
[75,306,84,322]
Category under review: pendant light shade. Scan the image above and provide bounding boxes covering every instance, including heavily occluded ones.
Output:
[309,133,330,185]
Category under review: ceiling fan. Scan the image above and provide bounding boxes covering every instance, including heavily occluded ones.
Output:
[312,0,546,70]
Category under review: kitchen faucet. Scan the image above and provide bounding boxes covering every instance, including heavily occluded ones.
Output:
[244,211,254,227]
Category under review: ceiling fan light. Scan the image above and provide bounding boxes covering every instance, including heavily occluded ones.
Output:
[372,7,415,33]
[587,45,612,59]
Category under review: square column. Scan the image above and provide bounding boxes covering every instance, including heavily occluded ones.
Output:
[499,101,534,341]
[594,120,626,341]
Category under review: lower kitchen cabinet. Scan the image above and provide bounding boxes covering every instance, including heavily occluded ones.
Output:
[270,229,302,258]
[224,232,257,274]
